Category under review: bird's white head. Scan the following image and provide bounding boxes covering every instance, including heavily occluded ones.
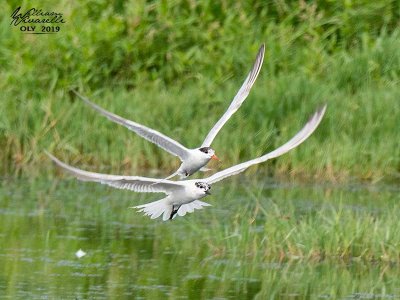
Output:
[195,182,212,196]
[198,147,219,161]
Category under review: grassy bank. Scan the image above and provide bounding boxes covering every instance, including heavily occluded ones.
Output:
[1,1,399,181]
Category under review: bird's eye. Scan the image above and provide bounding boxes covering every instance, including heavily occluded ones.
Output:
[199,147,210,154]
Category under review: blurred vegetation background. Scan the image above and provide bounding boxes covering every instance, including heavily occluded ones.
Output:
[1,0,399,181]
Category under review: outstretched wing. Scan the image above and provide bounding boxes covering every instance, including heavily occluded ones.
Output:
[46,152,183,194]
[201,44,265,147]
[204,105,327,184]
[73,90,190,161]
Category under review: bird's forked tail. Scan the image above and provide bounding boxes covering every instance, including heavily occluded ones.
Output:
[132,199,172,221]
[163,171,180,180]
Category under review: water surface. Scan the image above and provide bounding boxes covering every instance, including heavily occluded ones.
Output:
[1,178,399,299]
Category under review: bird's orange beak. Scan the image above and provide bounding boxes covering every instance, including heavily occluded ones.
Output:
[211,154,220,161]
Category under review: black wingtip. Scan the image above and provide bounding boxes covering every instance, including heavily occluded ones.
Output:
[257,44,265,57]
[70,90,98,109]
[71,89,86,101]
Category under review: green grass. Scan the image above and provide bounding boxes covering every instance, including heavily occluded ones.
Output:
[1,0,400,181]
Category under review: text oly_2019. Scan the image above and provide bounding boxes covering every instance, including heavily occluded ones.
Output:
[10,6,66,34]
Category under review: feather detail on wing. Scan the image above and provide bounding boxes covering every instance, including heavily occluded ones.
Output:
[204,105,327,184]
[46,152,183,194]
[72,90,190,161]
[201,44,265,147]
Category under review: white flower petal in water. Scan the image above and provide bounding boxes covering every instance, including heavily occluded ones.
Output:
[75,249,86,258]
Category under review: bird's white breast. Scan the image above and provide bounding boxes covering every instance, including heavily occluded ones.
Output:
[179,150,210,176]
[169,181,206,206]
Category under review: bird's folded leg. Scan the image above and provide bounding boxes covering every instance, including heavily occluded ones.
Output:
[169,205,181,220]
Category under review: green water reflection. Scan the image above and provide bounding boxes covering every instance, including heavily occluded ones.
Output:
[1,178,399,299]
